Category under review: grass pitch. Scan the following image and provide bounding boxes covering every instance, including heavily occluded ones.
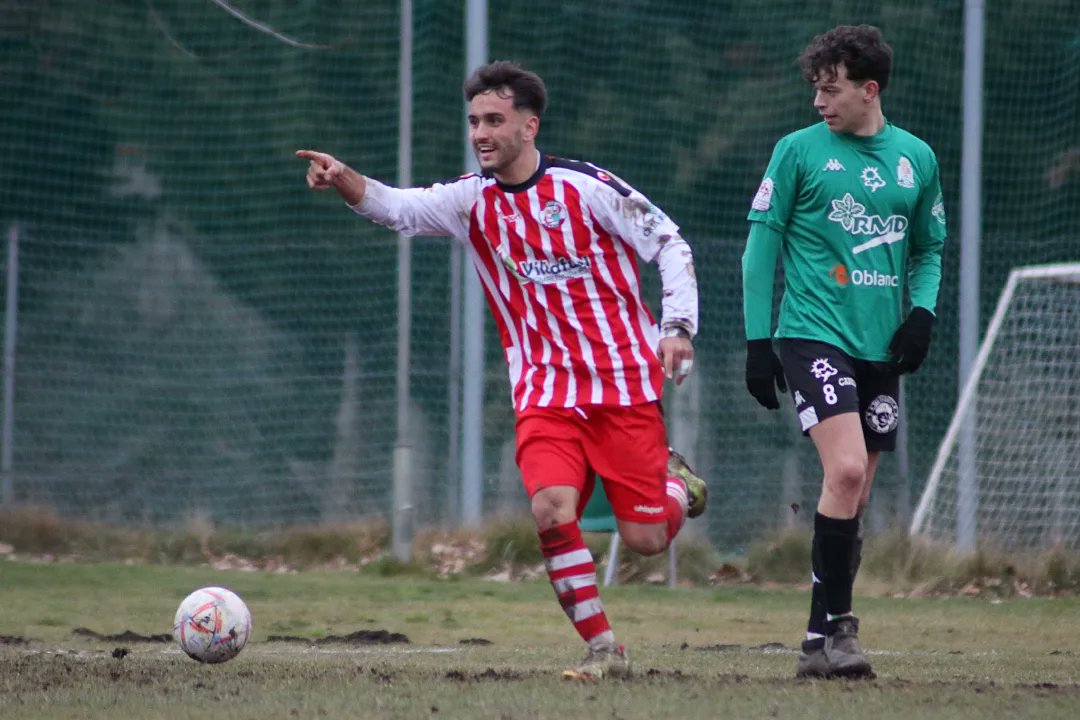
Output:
[1,560,1079,719]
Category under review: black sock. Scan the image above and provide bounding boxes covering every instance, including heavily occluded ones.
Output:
[814,512,860,620]
[806,532,826,636]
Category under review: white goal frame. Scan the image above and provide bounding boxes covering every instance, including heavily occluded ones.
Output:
[910,262,1080,546]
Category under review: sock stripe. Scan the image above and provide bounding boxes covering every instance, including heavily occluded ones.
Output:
[665,480,688,508]
[546,548,593,572]
[567,597,605,622]
[552,573,597,594]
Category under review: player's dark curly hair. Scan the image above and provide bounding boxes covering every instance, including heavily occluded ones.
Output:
[463,61,548,116]
[798,25,893,92]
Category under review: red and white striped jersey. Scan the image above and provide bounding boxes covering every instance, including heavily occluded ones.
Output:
[353,152,698,411]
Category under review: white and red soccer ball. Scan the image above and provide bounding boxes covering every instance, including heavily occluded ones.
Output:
[173,586,252,663]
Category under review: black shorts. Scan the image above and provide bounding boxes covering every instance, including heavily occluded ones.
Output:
[778,338,900,452]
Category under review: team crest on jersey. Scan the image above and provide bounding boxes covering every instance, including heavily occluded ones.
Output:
[865,394,899,434]
[540,200,566,229]
[896,157,915,188]
[752,178,774,211]
[860,166,886,192]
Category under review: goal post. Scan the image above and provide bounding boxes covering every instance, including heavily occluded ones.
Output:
[910,262,1080,551]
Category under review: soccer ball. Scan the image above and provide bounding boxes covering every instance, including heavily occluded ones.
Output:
[173,586,252,663]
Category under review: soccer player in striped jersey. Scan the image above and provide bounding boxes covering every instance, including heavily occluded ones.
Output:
[297,60,705,681]
[742,25,946,678]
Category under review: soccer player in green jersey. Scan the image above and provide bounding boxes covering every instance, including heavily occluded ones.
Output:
[741,25,946,679]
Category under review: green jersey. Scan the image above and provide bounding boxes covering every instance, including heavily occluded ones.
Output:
[743,121,946,361]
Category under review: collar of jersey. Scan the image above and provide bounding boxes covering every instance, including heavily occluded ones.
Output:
[835,120,895,150]
[491,149,548,194]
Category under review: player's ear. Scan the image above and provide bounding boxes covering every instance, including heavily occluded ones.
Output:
[523,114,540,142]
[862,80,880,102]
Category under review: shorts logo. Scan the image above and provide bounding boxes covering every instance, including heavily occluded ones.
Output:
[793,390,806,405]
[540,200,566,229]
[865,394,899,434]
[810,358,837,382]
[897,157,915,188]
[751,178,774,211]
[633,504,665,515]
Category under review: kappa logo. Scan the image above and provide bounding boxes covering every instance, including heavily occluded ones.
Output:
[860,166,886,192]
[793,390,806,405]
[823,158,846,172]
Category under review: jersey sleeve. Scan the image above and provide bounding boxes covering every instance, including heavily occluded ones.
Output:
[350,175,478,241]
[741,221,782,340]
[746,135,800,233]
[589,180,699,337]
[907,156,947,313]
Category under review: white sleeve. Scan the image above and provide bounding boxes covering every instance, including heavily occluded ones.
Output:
[591,183,699,337]
[349,176,478,241]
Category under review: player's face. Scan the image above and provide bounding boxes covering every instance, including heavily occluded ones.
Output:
[468,89,538,182]
[812,63,878,135]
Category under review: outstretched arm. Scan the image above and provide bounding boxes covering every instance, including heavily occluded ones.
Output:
[296,149,366,206]
[296,149,475,239]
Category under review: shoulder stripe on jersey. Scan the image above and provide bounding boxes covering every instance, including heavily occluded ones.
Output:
[440,172,481,186]
[545,156,632,197]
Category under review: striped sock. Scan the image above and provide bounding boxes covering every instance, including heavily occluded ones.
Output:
[540,520,611,644]
[664,476,689,543]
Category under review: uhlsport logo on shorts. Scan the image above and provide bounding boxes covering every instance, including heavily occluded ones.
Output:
[865,394,899,434]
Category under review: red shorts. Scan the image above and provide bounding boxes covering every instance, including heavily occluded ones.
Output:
[515,403,669,524]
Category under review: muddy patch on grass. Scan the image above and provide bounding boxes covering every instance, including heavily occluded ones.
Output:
[265,629,410,645]
[72,628,171,643]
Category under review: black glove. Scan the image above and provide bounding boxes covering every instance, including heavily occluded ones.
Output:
[888,307,935,374]
[745,339,787,409]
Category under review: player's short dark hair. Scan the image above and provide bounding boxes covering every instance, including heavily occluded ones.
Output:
[798,24,893,92]
[463,61,548,116]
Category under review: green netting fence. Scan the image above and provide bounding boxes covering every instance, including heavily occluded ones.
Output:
[1,1,1077,552]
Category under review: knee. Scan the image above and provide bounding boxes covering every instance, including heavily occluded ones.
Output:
[825,457,868,499]
[618,524,667,556]
[531,491,576,530]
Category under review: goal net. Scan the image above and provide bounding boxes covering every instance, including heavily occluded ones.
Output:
[910,263,1080,551]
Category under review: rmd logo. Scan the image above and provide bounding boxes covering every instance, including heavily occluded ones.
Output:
[830,264,898,287]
